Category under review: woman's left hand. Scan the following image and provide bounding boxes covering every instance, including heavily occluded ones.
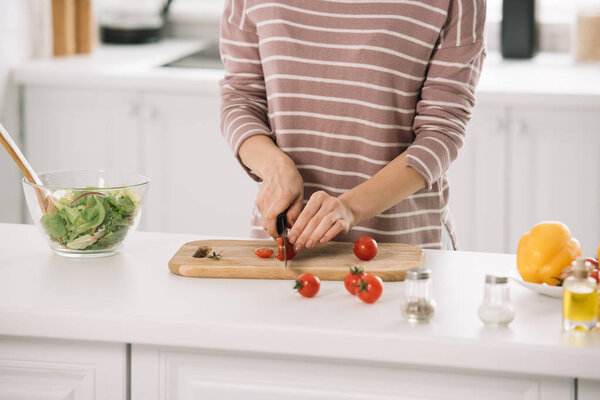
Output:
[288,191,356,253]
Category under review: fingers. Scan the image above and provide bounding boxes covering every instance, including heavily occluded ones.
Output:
[262,200,289,239]
[290,191,354,252]
[255,186,303,239]
[258,190,305,239]
[320,219,347,244]
[292,191,345,253]
[303,210,350,249]
[287,195,304,228]
[305,214,341,248]
[288,191,326,248]
[254,162,304,239]
[256,188,288,239]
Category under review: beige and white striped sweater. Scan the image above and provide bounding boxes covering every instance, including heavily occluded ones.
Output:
[219,0,486,249]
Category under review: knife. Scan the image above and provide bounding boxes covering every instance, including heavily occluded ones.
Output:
[276,211,288,268]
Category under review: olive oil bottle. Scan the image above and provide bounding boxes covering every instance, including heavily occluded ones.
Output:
[563,257,598,332]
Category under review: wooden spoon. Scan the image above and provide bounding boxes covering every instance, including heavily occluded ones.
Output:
[0,121,49,214]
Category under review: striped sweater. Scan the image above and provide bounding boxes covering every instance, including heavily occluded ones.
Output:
[219,0,486,249]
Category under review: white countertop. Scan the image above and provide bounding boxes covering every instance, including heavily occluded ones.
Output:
[1,223,598,379]
[13,39,600,106]
[13,40,223,93]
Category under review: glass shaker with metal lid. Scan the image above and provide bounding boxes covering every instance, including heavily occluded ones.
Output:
[478,275,515,326]
[401,268,436,322]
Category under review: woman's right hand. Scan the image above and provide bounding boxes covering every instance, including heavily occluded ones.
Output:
[238,135,304,238]
[255,159,304,239]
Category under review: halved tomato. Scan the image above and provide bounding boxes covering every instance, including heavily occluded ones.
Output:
[254,248,274,258]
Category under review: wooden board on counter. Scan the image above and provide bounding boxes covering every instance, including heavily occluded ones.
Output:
[168,240,425,281]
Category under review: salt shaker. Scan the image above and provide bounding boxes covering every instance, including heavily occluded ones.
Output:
[401,268,436,322]
[478,275,515,326]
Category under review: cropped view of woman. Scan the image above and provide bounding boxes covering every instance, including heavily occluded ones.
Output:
[219,0,486,252]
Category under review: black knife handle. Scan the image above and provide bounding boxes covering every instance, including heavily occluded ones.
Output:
[276,212,286,236]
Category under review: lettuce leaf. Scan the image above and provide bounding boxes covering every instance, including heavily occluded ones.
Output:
[40,189,139,251]
[41,213,67,242]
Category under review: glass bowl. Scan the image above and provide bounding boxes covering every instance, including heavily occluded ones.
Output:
[23,169,150,258]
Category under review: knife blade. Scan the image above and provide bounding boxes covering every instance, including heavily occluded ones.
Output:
[276,212,288,268]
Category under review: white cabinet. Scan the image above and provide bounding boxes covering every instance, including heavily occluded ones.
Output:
[140,92,257,236]
[447,105,508,253]
[507,107,600,255]
[23,86,141,173]
[21,86,258,237]
[0,336,125,400]
[448,104,600,254]
[578,379,600,400]
[131,345,574,400]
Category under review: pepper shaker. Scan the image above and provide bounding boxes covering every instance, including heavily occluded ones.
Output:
[401,268,436,322]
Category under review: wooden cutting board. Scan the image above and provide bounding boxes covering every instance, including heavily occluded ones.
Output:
[168,240,425,281]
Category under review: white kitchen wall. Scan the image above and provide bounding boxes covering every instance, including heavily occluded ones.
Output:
[96,0,161,12]
[95,0,224,14]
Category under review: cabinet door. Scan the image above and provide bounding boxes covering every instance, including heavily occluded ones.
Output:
[131,345,574,400]
[23,86,141,172]
[578,379,600,400]
[508,108,600,254]
[22,86,143,225]
[0,336,125,400]
[141,92,258,237]
[447,105,508,252]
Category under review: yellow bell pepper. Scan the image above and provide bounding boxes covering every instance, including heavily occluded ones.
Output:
[517,222,581,286]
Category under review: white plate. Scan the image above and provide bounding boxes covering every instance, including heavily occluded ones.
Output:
[510,272,563,299]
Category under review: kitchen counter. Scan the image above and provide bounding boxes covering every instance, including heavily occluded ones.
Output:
[1,223,598,381]
[13,39,600,106]
[13,40,222,93]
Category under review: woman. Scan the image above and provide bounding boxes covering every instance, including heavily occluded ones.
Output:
[219,0,486,252]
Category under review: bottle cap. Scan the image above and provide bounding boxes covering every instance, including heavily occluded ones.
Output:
[485,274,508,284]
[571,256,590,279]
[406,268,431,280]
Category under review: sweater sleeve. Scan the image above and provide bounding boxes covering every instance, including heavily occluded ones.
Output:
[405,0,486,190]
[219,0,272,181]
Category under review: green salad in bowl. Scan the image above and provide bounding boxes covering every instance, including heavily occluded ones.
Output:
[23,170,149,257]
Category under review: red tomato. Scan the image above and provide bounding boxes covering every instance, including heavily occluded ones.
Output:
[356,274,383,304]
[353,236,378,261]
[344,266,367,295]
[590,268,599,284]
[294,273,320,298]
[586,257,599,268]
[254,248,274,258]
[276,237,296,261]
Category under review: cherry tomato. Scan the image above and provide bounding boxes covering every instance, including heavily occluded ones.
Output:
[254,248,274,258]
[276,237,296,261]
[294,273,320,298]
[590,268,599,284]
[356,274,383,304]
[344,266,367,295]
[353,236,378,261]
